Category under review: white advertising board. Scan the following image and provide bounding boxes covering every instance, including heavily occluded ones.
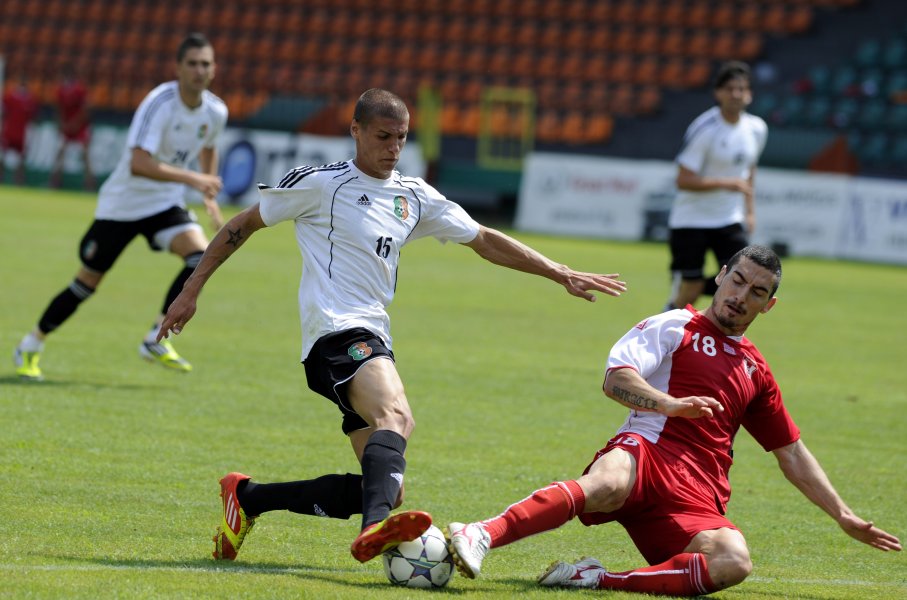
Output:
[516,153,907,265]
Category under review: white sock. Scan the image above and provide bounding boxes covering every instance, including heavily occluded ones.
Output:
[19,332,44,353]
[144,323,163,343]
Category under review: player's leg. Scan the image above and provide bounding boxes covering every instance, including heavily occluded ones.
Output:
[545,527,746,595]
[665,228,708,310]
[684,527,752,590]
[49,139,66,188]
[14,220,130,380]
[213,470,364,560]
[80,137,96,190]
[703,223,749,297]
[347,358,431,562]
[449,438,635,578]
[138,211,206,371]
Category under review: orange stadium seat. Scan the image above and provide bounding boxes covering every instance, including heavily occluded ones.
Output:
[562,23,589,53]
[535,108,562,143]
[711,3,737,30]
[686,29,712,58]
[585,111,614,143]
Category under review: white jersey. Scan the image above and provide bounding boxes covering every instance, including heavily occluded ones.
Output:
[258,160,481,360]
[95,81,228,221]
[669,106,767,229]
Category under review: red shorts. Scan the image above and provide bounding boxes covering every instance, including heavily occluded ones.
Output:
[1,131,25,153]
[578,433,738,565]
[62,126,90,144]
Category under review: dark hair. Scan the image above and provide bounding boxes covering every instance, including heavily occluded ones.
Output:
[177,33,212,62]
[727,245,782,296]
[713,60,751,89]
[353,88,409,126]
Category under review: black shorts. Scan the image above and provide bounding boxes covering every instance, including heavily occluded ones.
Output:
[669,223,748,279]
[303,327,395,435]
[79,206,199,273]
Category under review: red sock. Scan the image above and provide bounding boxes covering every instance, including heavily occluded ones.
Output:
[597,552,715,596]
[480,481,585,548]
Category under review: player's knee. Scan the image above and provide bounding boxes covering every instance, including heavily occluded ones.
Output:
[708,547,752,590]
[393,485,405,509]
[373,405,415,439]
[577,471,631,513]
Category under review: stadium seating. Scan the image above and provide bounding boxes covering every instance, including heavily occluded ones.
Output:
[0,0,859,148]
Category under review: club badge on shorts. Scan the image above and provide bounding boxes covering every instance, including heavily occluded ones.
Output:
[348,341,372,361]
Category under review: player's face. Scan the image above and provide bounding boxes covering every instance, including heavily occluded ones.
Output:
[714,76,752,115]
[176,46,216,97]
[351,116,408,179]
[710,257,777,335]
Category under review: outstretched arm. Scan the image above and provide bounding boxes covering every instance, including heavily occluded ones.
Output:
[773,439,902,552]
[604,367,723,418]
[462,226,626,301]
[156,203,267,341]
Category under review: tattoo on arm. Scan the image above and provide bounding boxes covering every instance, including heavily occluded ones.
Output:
[612,385,659,411]
[226,227,244,248]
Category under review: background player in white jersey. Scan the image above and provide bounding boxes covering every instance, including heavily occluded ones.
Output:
[156,88,627,565]
[13,33,226,381]
[449,245,900,595]
[664,61,767,311]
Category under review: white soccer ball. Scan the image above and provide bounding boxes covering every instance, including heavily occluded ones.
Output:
[381,524,455,588]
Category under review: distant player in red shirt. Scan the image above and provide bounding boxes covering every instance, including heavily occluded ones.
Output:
[50,65,96,190]
[1,75,38,184]
[449,245,901,596]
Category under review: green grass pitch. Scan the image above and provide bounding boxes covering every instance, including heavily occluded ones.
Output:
[1,185,905,599]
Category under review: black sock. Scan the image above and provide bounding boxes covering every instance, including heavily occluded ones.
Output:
[360,429,407,530]
[38,279,95,334]
[238,473,362,519]
[163,252,203,314]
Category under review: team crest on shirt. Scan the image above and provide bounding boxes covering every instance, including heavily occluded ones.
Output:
[348,342,372,361]
[393,196,409,220]
[197,124,208,139]
[742,357,757,379]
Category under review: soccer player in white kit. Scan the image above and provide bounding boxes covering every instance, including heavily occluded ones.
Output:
[448,245,900,595]
[157,88,628,564]
[665,61,767,312]
[13,33,226,381]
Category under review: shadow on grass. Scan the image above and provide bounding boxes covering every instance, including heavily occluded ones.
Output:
[0,374,170,391]
[42,555,542,594]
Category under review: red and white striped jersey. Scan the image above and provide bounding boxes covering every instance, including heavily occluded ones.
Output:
[606,306,800,510]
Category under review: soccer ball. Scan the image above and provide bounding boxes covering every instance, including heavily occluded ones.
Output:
[381,525,455,588]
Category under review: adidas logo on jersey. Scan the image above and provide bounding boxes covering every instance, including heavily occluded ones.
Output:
[357,194,371,206]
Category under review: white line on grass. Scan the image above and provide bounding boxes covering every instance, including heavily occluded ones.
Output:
[0,563,362,576]
[1,564,905,590]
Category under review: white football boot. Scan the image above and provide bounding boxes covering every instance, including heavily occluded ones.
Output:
[447,522,491,578]
[537,556,606,588]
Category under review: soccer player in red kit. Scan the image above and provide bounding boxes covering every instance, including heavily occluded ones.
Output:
[50,65,96,189]
[449,245,901,596]
[1,75,38,184]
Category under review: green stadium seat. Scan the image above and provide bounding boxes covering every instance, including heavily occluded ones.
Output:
[886,105,907,131]
[854,38,882,68]
[856,99,888,130]
[856,132,888,165]
[885,70,907,98]
[890,135,907,162]
[778,95,807,125]
[831,65,858,95]
[802,96,832,127]
[830,97,860,128]
[883,39,907,69]
[749,92,778,120]
[804,65,829,95]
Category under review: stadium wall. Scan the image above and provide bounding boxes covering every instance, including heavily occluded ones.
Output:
[517,152,907,265]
